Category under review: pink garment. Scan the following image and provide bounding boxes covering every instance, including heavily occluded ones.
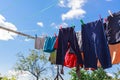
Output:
[35,37,45,50]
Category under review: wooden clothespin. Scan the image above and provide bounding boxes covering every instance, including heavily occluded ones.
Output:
[108,10,113,17]
[80,19,85,25]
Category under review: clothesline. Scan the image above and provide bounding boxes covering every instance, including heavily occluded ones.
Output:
[0,26,35,39]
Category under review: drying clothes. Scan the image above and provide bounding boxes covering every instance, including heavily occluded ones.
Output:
[56,27,83,65]
[82,19,112,69]
[35,37,45,50]
[43,36,56,52]
[76,31,83,52]
[49,50,56,64]
[54,37,58,49]
[64,47,83,68]
[64,50,77,68]
[106,11,120,44]
[109,43,120,64]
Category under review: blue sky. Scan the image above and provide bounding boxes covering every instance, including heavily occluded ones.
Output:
[0,0,120,79]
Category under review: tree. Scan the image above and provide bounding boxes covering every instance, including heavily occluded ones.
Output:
[69,68,113,80]
[0,76,16,80]
[14,50,47,80]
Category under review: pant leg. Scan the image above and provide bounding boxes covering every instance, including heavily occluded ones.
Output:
[56,29,63,65]
[82,20,112,69]
[56,28,69,65]
[68,27,83,65]
[95,20,112,69]
[56,27,83,65]
[82,23,97,69]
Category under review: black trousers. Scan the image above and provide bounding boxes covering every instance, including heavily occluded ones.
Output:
[82,20,112,69]
[56,27,83,65]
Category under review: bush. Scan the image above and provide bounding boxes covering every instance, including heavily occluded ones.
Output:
[69,68,112,80]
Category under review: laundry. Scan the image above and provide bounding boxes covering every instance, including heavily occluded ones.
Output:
[81,19,112,69]
[109,43,120,64]
[76,31,83,52]
[49,50,56,64]
[64,46,83,68]
[33,11,120,71]
[43,36,56,52]
[35,37,45,50]
[105,11,120,44]
[54,37,58,49]
[56,27,83,65]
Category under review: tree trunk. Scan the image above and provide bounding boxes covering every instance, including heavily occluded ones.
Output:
[36,76,39,80]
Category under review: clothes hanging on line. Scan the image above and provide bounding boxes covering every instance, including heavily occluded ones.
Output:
[54,37,58,49]
[105,11,120,44]
[35,37,45,50]
[56,27,83,65]
[49,50,56,64]
[43,36,56,52]
[54,31,83,52]
[109,43,120,64]
[76,31,83,52]
[81,19,112,69]
[64,44,83,68]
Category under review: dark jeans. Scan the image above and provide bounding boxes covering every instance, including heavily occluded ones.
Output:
[56,27,83,65]
[106,11,120,44]
[82,20,112,69]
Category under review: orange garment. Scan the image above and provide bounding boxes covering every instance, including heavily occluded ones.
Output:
[97,43,120,67]
[109,43,120,64]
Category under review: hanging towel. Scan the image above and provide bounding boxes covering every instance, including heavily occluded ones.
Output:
[43,36,56,52]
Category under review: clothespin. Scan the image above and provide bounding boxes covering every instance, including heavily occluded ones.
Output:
[104,18,108,23]
[59,25,62,30]
[99,14,102,20]
[35,34,37,38]
[54,33,57,37]
[71,24,75,28]
[80,19,84,25]
[108,10,113,17]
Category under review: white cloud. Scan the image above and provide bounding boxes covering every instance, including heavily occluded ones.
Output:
[0,14,17,41]
[58,0,66,7]
[24,38,31,42]
[7,70,35,80]
[51,22,56,27]
[62,9,85,20]
[58,0,87,21]
[50,22,68,29]
[37,22,43,27]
